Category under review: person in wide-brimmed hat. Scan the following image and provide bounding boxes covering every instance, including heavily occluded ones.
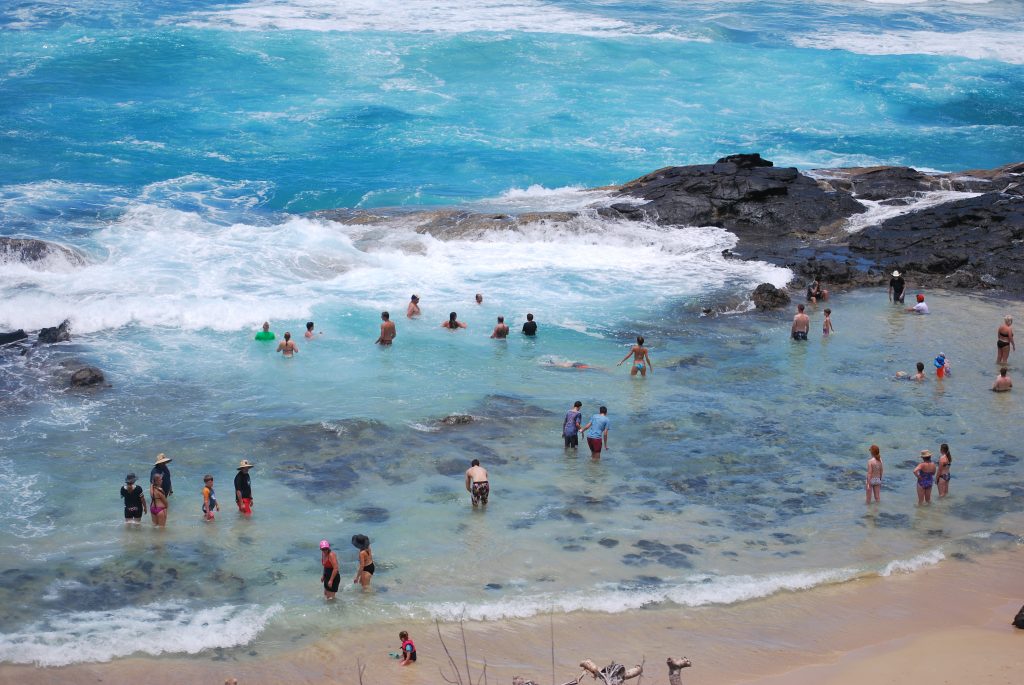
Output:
[888,270,906,304]
[150,453,173,498]
[120,472,147,523]
[234,459,255,516]
[351,534,375,589]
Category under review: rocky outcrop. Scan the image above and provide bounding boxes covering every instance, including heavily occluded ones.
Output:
[604,153,865,237]
[440,414,473,426]
[849,184,1024,290]
[37,320,71,345]
[751,283,791,310]
[0,237,87,268]
[818,161,1024,197]
[70,366,105,387]
[0,330,28,346]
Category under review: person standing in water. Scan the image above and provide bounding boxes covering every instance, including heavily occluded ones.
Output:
[376,311,396,346]
[888,270,906,304]
[276,332,298,356]
[351,534,375,589]
[150,472,168,526]
[997,315,1014,365]
[121,472,147,523]
[865,445,883,504]
[442,312,467,330]
[490,316,509,339]
[304,321,317,339]
[522,313,537,336]
[234,459,254,515]
[936,443,953,498]
[907,293,929,314]
[563,400,583,450]
[201,474,219,521]
[992,367,1013,392]
[465,458,490,506]
[617,336,653,377]
[913,449,937,505]
[822,308,834,336]
[150,453,173,500]
[580,406,610,459]
[791,304,809,340]
[407,295,421,318]
[320,540,340,600]
[254,321,275,341]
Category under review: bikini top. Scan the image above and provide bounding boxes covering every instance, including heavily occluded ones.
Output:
[322,551,335,569]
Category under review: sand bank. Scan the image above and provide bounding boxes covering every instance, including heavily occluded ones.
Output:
[2,549,1020,685]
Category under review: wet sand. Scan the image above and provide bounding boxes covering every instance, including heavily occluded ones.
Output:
[3,547,1020,685]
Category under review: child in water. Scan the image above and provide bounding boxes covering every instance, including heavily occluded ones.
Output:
[934,353,951,378]
[202,474,219,521]
[822,308,834,336]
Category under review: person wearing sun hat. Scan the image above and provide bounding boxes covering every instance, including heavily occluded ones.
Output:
[149,453,173,498]
[234,459,254,516]
[913,449,937,505]
[888,270,906,304]
[120,472,147,523]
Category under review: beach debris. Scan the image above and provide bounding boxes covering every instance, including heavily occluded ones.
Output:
[1013,604,1024,629]
[514,655,691,685]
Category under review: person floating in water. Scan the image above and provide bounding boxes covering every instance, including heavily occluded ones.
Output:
[255,321,275,341]
[234,459,254,516]
[304,321,318,339]
[121,472,147,523]
[320,540,340,600]
[914,449,937,505]
[475,293,483,305]
[937,443,953,497]
[888,270,906,304]
[563,400,583,450]
[351,534,374,589]
[201,474,219,521]
[376,311,396,346]
[522,313,537,336]
[791,304,809,340]
[465,458,489,506]
[407,294,420,318]
[490,316,509,339]
[580,406,609,459]
[865,445,883,504]
[907,293,929,314]
[997,315,1014,365]
[992,367,1013,392]
[617,336,652,377]
[276,332,298,357]
[822,308,834,336]
[442,312,467,330]
[398,630,416,666]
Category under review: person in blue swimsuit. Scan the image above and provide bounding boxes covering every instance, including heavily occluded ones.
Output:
[617,336,652,377]
[913,450,937,505]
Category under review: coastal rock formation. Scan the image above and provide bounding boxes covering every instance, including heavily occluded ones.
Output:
[819,161,1024,197]
[70,366,105,387]
[441,414,474,426]
[604,153,865,237]
[751,283,791,310]
[0,237,87,268]
[37,320,71,344]
[849,184,1024,290]
[0,330,28,346]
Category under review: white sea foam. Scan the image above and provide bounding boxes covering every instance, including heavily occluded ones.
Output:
[177,0,695,39]
[842,190,980,233]
[0,458,54,539]
[0,601,281,666]
[879,548,945,576]
[792,28,1024,64]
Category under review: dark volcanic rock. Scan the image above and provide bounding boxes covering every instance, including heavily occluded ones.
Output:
[849,185,1024,290]
[0,237,88,267]
[70,366,105,387]
[0,330,28,346]
[751,283,790,310]
[37,320,71,344]
[608,155,865,236]
[440,414,473,426]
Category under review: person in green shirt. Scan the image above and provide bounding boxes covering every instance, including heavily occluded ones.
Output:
[255,321,275,341]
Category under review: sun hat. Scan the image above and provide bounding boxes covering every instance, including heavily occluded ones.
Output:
[920,449,933,459]
[154,453,172,465]
[351,534,370,550]
[320,540,330,550]
[892,270,901,277]
[237,459,254,470]
[125,472,137,483]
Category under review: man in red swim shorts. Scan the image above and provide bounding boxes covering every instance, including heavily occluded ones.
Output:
[234,459,254,515]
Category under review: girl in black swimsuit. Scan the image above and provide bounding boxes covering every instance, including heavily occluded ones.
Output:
[352,534,374,589]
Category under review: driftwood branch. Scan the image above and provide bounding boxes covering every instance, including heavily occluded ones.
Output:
[666,657,692,685]
[515,655,690,685]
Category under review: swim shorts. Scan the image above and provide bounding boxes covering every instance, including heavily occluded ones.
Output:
[564,433,578,448]
[471,480,490,505]
[791,331,808,341]
[587,437,603,454]
[238,497,253,515]
[124,506,142,520]
[322,569,340,593]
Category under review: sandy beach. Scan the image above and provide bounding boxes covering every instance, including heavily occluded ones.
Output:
[4,547,1019,685]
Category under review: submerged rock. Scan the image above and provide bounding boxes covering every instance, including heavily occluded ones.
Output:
[440,414,473,426]
[70,366,105,387]
[0,237,88,268]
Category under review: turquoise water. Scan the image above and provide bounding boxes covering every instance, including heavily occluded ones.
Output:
[2,0,1024,667]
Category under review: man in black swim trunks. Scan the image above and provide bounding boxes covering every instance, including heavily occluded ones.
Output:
[791,304,810,341]
[465,459,489,506]
[121,472,147,523]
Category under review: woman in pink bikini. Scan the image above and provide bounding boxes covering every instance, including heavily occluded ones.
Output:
[150,472,168,526]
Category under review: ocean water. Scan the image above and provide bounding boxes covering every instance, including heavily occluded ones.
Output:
[2,0,1024,668]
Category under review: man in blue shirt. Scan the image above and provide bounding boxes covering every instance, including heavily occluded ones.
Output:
[580,406,609,459]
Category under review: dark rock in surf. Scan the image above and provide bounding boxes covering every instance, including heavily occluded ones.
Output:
[440,414,473,426]
[70,366,105,387]
[37,320,71,345]
[751,283,790,310]
[0,330,28,346]
[0,237,87,267]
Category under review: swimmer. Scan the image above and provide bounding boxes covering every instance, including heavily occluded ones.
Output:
[490,316,509,339]
[276,332,298,357]
[320,540,340,600]
[376,311,396,346]
[465,458,489,506]
[544,359,594,370]
[907,293,929,314]
[150,472,168,527]
[934,353,950,379]
[865,445,883,504]
[617,336,652,377]
[254,321,275,341]
[351,534,374,589]
[521,313,537,336]
[201,474,219,522]
[914,449,937,505]
[121,472,147,523]
[822,308,834,336]
[992,367,1013,392]
[791,304,809,340]
[997,315,1014,365]
[580,406,610,459]
[442,312,467,330]
[407,294,421,319]
[398,631,417,666]
[304,321,317,339]
[475,293,483,305]
[937,443,953,497]
[913,361,926,381]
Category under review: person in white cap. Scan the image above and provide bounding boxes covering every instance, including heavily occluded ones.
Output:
[888,270,906,304]
[234,459,254,515]
[150,453,173,498]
